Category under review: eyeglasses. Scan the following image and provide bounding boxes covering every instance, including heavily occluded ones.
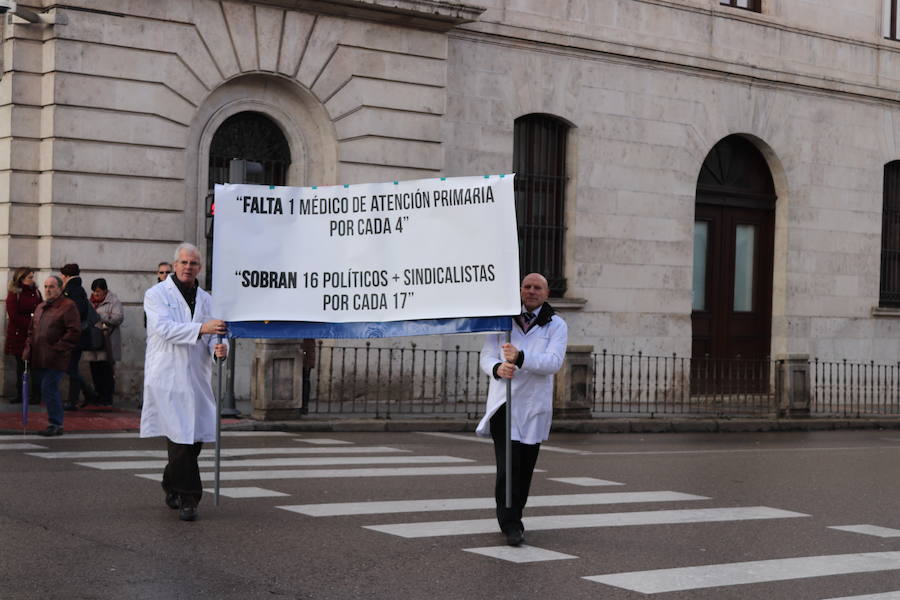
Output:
[157,270,171,275]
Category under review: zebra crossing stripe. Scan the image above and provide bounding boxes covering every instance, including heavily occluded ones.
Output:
[279,491,708,517]
[821,592,900,599]
[583,551,900,594]
[28,446,408,459]
[136,465,507,482]
[463,545,577,563]
[77,455,471,470]
[548,477,623,487]
[364,506,808,538]
[828,525,900,538]
[0,443,45,450]
[203,487,289,498]
[294,438,352,445]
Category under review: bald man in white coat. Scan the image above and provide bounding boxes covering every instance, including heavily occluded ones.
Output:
[476,273,568,546]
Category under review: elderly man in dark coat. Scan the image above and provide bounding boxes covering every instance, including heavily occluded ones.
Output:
[23,275,81,436]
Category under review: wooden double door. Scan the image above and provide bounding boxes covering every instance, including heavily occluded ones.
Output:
[691,203,774,362]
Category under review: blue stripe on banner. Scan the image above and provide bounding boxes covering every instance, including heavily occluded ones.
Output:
[226,317,513,339]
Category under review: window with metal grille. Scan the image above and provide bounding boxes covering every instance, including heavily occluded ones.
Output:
[205,111,291,288]
[513,114,569,297]
[886,0,900,40]
[719,0,760,12]
[880,161,900,307]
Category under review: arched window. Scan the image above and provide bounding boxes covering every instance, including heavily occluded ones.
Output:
[512,114,569,297]
[880,161,900,307]
[205,112,291,288]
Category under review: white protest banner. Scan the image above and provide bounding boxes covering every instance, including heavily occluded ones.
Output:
[212,175,520,323]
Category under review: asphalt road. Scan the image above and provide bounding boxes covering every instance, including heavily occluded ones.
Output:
[2,429,900,600]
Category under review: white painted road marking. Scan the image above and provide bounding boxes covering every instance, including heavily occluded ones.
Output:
[293,438,352,445]
[0,443,46,450]
[27,446,408,459]
[279,491,708,516]
[463,545,577,563]
[136,465,511,482]
[583,551,900,594]
[549,477,624,487]
[204,486,289,498]
[78,455,471,470]
[828,524,900,538]
[364,506,808,538]
[822,592,900,599]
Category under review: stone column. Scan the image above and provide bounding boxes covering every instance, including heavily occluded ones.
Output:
[250,340,305,420]
[553,345,594,419]
[775,354,810,417]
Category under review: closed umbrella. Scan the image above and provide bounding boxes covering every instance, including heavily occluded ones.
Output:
[21,361,29,432]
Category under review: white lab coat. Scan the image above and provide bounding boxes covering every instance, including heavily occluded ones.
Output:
[476,306,568,445]
[140,277,224,445]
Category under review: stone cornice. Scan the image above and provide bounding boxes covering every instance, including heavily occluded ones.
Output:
[256,0,485,31]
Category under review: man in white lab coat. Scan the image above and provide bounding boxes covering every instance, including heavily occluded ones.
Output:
[477,273,568,546]
[141,242,228,522]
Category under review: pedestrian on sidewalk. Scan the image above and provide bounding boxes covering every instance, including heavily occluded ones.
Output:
[82,278,124,407]
[476,272,568,546]
[5,266,42,404]
[144,262,172,328]
[140,242,227,522]
[23,275,80,436]
[59,263,98,409]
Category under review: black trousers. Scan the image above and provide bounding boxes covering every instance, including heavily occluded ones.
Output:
[489,408,541,534]
[66,349,95,405]
[162,438,204,507]
[88,361,115,405]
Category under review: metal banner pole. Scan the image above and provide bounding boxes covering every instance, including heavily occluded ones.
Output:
[215,335,224,507]
[505,329,512,509]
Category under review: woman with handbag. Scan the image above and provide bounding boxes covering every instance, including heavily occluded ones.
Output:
[5,267,42,404]
[82,278,124,407]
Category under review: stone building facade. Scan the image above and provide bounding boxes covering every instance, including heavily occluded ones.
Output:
[3,0,900,403]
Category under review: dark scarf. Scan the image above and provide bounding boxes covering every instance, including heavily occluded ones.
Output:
[171,274,198,317]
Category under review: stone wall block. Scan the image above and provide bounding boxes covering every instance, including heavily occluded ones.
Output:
[45,172,184,210]
[50,106,188,148]
[46,139,184,179]
[278,11,315,77]
[339,137,442,171]
[335,108,442,142]
[326,78,445,120]
[222,0,258,72]
[255,4,283,72]
[48,204,183,240]
[52,73,195,125]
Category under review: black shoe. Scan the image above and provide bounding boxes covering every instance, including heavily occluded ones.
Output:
[165,492,180,510]
[38,425,64,437]
[63,403,78,411]
[504,528,524,547]
[179,505,198,521]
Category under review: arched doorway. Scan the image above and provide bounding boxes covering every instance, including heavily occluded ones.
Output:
[204,111,291,288]
[692,135,776,363]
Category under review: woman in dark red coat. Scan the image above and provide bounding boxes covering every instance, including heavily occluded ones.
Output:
[5,267,42,403]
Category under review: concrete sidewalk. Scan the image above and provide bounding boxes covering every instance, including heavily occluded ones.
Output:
[3,398,900,435]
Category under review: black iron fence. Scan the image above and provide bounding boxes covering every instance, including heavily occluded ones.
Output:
[302,343,900,418]
[811,358,900,417]
[307,342,487,418]
[592,351,777,417]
